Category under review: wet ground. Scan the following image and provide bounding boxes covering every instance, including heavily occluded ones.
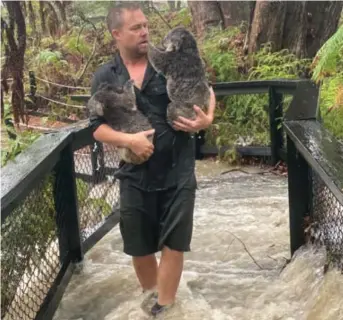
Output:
[53,160,343,320]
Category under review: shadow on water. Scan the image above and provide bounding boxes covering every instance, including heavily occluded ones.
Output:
[53,161,343,320]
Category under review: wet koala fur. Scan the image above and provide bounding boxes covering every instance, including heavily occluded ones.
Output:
[148,26,210,126]
[87,80,154,164]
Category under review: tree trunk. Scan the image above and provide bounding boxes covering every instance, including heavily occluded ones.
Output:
[247,0,343,58]
[176,1,181,10]
[306,1,343,58]
[168,1,176,11]
[218,1,253,28]
[45,2,60,38]
[27,1,36,36]
[248,0,287,54]
[2,1,27,126]
[282,1,308,58]
[39,1,47,35]
[188,0,223,37]
[54,1,68,33]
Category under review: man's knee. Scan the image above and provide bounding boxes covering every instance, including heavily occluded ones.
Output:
[161,245,184,257]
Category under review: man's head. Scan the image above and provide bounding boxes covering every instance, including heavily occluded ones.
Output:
[107,2,149,57]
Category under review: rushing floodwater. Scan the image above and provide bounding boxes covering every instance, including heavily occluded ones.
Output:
[53,161,343,320]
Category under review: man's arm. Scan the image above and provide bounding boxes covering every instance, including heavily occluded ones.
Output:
[89,73,155,159]
[206,86,216,124]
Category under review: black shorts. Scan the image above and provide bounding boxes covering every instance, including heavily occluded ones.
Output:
[119,175,197,256]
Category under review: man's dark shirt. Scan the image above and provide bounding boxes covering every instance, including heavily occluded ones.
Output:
[90,52,196,192]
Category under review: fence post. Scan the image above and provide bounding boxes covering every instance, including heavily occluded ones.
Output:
[53,143,83,263]
[90,141,105,183]
[287,135,311,256]
[269,87,284,165]
[29,71,37,99]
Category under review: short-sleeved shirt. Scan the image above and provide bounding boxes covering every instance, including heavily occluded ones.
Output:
[90,52,197,192]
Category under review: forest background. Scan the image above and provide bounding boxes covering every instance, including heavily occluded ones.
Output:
[1,0,343,166]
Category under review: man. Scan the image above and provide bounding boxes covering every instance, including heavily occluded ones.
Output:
[90,2,216,316]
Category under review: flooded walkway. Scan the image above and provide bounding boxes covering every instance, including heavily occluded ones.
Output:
[53,160,343,320]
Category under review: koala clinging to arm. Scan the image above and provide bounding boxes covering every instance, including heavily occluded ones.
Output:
[147,26,211,127]
[87,79,154,164]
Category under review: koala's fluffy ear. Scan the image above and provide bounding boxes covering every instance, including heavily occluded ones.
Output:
[123,79,135,95]
[165,43,175,52]
[88,97,104,116]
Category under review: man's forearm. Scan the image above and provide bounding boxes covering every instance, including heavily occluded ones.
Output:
[93,124,132,148]
[207,87,216,123]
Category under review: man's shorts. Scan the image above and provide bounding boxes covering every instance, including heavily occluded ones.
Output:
[118,175,197,256]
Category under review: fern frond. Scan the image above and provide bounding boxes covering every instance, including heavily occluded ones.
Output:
[312,25,343,82]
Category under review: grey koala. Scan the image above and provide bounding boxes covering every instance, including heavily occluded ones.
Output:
[147,26,210,127]
[87,79,154,164]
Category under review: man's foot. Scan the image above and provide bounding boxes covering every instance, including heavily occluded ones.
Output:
[150,302,174,317]
[140,289,158,314]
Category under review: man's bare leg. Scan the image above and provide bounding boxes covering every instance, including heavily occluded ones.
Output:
[157,246,184,305]
[132,254,158,291]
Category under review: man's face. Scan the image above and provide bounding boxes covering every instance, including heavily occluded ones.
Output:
[112,9,149,56]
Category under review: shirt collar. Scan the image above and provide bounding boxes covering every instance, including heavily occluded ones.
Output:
[110,51,157,91]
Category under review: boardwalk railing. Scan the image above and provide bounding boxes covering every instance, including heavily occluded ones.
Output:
[1,80,342,320]
[284,82,343,270]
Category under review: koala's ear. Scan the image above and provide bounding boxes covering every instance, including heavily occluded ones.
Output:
[165,43,175,52]
[88,98,104,116]
[123,79,135,95]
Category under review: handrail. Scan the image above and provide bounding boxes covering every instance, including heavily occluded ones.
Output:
[1,131,72,221]
[285,120,343,205]
[70,79,308,102]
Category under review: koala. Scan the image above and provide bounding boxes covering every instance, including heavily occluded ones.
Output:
[87,79,154,165]
[147,26,211,127]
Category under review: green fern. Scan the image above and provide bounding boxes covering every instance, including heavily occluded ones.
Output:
[312,25,343,82]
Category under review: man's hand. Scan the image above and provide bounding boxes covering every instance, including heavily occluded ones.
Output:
[173,105,213,133]
[173,86,216,133]
[127,129,155,161]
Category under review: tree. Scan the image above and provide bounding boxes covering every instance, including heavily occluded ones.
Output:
[1,1,27,126]
[188,0,343,59]
[188,1,253,37]
[188,1,223,37]
[247,1,343,58]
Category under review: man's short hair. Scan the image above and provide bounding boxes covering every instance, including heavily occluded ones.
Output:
[106,1,142,34]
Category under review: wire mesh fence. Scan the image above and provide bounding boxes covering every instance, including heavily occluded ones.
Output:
[1,139,121,320]
[1,175,60,320]
[310,171,343,270]
[73,142,121,242]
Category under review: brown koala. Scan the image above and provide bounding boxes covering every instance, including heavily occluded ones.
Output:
[87,80,154,164]
[147,27,211,127]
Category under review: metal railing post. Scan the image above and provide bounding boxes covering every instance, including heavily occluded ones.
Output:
[53,143,83,263]
[286,135,311,256]
[269,87,284,165]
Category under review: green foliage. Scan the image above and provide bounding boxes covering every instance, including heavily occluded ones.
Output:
[60,34,92,56]
[203,34,310,159]
[249,43,311,80]
[312,25,343,82]
[169,7,192,28]
[311,25,343,140]
[201,28,241,82]
[35,49,68,66]
[1,103,41,167]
